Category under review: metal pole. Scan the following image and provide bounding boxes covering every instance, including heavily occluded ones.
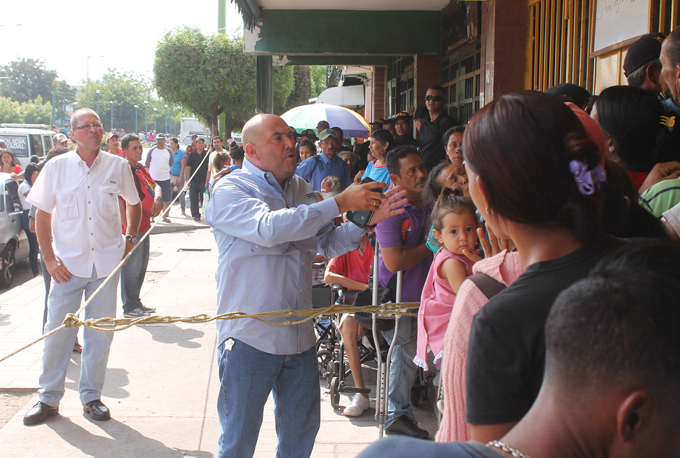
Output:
[256,55,273,114]
[96,90,100,113]
[50,90,56,129]
[110,101,114,130]
[154,108,157,132]
[144,101,148,133]
[165,105,168,133]
[134,105,138,133]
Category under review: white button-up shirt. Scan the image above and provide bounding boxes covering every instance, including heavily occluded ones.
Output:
[27,149,140,279]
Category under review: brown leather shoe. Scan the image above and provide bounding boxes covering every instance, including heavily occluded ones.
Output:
[23,401,59,426]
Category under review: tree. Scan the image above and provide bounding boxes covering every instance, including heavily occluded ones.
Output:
[77,70,180,135]
[154,27,294,137]
[1,58,57,103]
[0,96,52,124]
[310,66,327,98]
[285,66,312,112]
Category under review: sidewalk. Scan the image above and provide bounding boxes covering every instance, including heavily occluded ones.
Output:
[0,227,436,457]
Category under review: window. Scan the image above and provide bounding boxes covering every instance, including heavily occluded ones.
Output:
[528,0,595,92]
[42,135,53,154]
[29,134,44,157]
[0,135,29,158]
[440,41,482,125]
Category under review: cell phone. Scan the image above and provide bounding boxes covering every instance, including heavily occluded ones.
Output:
[347,177,380,229]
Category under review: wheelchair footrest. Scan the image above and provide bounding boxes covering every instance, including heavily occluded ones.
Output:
[339,386,371,394]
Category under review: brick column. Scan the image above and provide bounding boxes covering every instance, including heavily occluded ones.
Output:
[481,0,528,105]
[414,54,441,110]
[372,66,387,121]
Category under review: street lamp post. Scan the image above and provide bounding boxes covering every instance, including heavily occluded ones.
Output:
[154,108,158,132]
[96,90,100,113]
[144,101,148,133]
[86,55,104,107]
[110,101,114,130]
[165,105,168,134]
[134,105,139,133]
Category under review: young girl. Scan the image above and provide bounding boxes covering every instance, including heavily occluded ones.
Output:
[414,189,477,370]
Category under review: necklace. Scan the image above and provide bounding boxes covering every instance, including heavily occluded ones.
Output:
[487,440,532,458]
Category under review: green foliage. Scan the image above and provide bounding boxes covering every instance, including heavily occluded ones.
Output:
[154,27,295,136]
[77,70,181,134]
[0,58,75,123]
[285,67,312,112]
[310,66,327,98]
[0,95,52,124]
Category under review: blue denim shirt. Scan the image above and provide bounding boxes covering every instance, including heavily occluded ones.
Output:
[206,159,364,355]
[295,153,352,191]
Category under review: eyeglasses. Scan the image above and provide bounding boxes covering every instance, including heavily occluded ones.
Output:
[425,95,444,102]
[74,123,104,131]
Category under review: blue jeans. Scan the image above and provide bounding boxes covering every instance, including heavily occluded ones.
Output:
[382,315,418,427]
[21,210,39,275]
[217,339,320,458]
[120,231,150,313]
[38,265,118,406]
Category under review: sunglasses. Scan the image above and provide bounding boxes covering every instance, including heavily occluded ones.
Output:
[425,95,444,102]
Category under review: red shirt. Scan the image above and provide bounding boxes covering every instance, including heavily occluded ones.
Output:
[327,243,374,290]
[120,163,155,234]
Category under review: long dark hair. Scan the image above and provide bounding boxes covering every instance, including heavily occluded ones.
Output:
[370,129,395,156]
[464,91,602,243]
[595,85,680,172]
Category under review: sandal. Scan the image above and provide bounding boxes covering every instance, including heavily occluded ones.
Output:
[163,217,171,223]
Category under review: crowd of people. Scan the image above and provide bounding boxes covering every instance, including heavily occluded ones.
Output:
[9,26,680,458]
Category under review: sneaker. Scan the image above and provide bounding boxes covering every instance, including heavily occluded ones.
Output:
[193,216,200,221]
[139,304,156,313]
[343,393,370,417]
[124,308,150,318]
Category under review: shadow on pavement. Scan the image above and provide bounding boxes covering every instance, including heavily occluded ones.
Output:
[47,416,213,458]
[141,324,204,349]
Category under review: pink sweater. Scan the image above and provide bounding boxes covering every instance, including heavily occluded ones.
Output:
[435,250,524,443]
[415,250,474,370]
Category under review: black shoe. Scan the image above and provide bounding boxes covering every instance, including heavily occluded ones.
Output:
[384,415,429,439]
[83,400,111,421]
[193,216,200,221]
[23,401,58,425]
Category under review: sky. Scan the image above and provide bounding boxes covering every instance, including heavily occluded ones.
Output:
[0,0,244,87]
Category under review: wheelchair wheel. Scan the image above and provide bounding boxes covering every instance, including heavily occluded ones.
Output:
[317,349,331,378]
[330,376,340,409]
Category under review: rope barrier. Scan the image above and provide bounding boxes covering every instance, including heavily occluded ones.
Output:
[0,150,212,365]
[0,302,418,363]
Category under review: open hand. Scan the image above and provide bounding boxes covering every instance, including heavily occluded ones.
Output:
[370,186,407,225]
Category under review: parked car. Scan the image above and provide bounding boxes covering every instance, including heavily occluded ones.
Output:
[0,124,54,168]
[0,173,29,288]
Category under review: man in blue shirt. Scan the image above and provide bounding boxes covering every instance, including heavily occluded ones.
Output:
[296,128,352,191]
[206,113,406,458]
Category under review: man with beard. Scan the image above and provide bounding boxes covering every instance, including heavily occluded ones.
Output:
[376,145,434,439]
[296,128,351,191]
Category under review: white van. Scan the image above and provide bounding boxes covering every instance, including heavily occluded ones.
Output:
[0,124,55,168]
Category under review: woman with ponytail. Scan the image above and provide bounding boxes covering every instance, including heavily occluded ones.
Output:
[446,91,623,444]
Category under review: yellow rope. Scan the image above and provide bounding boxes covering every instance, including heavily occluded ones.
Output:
[62,302,419,332]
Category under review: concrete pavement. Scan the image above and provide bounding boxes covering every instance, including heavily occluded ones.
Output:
[0,224,436,457]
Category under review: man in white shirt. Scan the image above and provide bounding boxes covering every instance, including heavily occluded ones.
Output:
[145,133,173,222]
[23,108,142,426]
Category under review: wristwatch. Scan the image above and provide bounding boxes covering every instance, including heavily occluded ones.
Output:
[125,235,138,245]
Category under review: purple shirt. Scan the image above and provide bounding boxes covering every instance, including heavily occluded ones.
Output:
[375,203,433,302]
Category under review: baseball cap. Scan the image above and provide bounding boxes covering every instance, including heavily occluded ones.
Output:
[394,112,411,122]
[156,133,165,139]
[53,133,68,143]
[370,118,384,125]
[106,131,118,142]
[319,129,338,141]
[316,120,329,127]
[623,32,667,77]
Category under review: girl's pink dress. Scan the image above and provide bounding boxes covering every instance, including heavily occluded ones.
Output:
[414,249,474,370]
[435,249,524,443]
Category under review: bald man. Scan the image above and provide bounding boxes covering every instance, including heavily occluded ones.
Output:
[206,114,406,458]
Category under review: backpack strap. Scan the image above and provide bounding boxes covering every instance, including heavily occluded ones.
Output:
[467,272,506,300]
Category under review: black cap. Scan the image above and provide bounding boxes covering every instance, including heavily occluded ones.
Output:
[394,112,411,122]
[623,32,667,77]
